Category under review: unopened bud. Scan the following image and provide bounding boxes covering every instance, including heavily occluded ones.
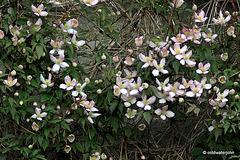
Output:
[97,89,102,94]
[33,102,38,106]
[20,100,23,105]
[229,89,235,95]
[66,110,70,115]
[98,79,103,83]
[26,118,29,122]
[101,153,107,159]
[179,98,184,103]
[18,65,23,69]
[233,82,238,86]
[235,95,239,99]
[141,155,146,159]
[208,90,212,94]
[71,103,77,110]
[116,11,121,15]
[238,74,240,78]
[28,144,33,149]
[101,54,106,60]
[111,12,116,16]
[16,82,20,86]
[23,48,26,53]
[14,92,19,96]
[11,70,16,76]
[117,71,122,76]
[98,9,102,13]
[26,81,31,85]
[102,64,106,69]
[210,77,216,85]
[233,11,238,16]
[142,83,149,89]
[213,86,218,91]
[0,71,2,74]
[47,66,52,71]
[112,55,119,62]
[72,62,77,67]
[95,80,99,84]
[127,49,133,54]
[57,105,60,109]
[192,4,197,11]
[109,157,113,160]
[41,104,46,109]
[85,77,90,84]
[225,11,230,15]
[27,75,32,81]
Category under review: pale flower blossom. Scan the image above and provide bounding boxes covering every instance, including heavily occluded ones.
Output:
[72,83,87,97]
[60,75,77,91]
[31,4,48,16]
[40,74,54,88]
[125,108,137,118]
[31,107,47,121]
[196,62,210,74]
[83,0,99,6]
[129,77,143,95]
[139,51,155,68]
[155,105,175,120]
[212,11,231,25]
[0,29,4,39]
[121,94,137,107]
[170,0,184,8]
[152,58,169,76]
[50,51,69,72]
[60,19,77,34]
[136,95,156,110]
[202,28,218,42]
[216,89,229,102]
[194,10,208,22]
[124,57,135,66]
[135,36,143,46]
[227,26,235,37]
[67,34,85,48]
[4,76,17,87]
[171,34,187,44]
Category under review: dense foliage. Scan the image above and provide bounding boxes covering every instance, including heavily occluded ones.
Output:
[0,0,240,159]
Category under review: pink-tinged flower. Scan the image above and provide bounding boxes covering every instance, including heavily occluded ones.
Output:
[196,62,210,74]
[121,94,137,107]
[135,36,143,46]
[0,29,4,39]
[83,0,99,6]
[170,0,184,8]
[129,77,143,95]
[50,51,69,72]
[72,83,87,97]
[116,77,129,95]
[171,34,187,44]
[179,50,196,66]
[136,95,156,110]
[202,28,218,42]
[50,38,64,54]
[212,11,231,25]
[218,76,226,84]
[49,0,62,5]
[60,75,77,91]
[85,111,101,124]
[31,122,39,131]
[209,99,226,109]
[208,120,216,132]
[152,58,169,76]
[125,108,137,118]
[112,55,119,62]
[4,76,17,87]
[149,37,169,52]
[179,78,190,89]
[64,145,71,153]
[84,100,98,112]
[221,53,228,61]
[40,74,54,88]
[155,105,175,120]
[156,91,175,103]
[199,77,212,90]
[60,20,77,34]
[191,25,201,44]
[113,85,121,96]
[182,28,193,40]
[124,57,135,66]
[27,18,42,33]
[170,43,187,59]
[123,69,137,82]
[216,89,229,102]
[67,134,75,143]
[160,47,169,57]
[31,107,47,121]
[227,26,235,37]
[31,4,48,16]
[168,82,185,97]
[194,10,208,22]
[70,18,78,28]
[156,78,170,91]
[139,52,155,68]
[9,24,21,36]
[67,34,85,48]
[185,80,202,97]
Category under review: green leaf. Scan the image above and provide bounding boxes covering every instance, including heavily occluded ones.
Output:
[186,103,197,114]
[110,100,118,114]
[172,60,180,73]
[223,122,230,134]
[55,90,62,100]
[190,147,204,156]
[60,121,71,132]
[36,45,43,58]
[41,94,52,102]
[143,112,151,124]
[214,128,222,141]
[75,142,84,152]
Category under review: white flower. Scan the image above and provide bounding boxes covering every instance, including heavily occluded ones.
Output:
[50,51,69,72]
[60,75,77,91]
[40,74,54,88]
[31,107,47,121]
[155,105,175,120]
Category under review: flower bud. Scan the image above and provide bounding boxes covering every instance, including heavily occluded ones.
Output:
[229,89,235,95]
[192,4,197,11]
[27,75,32,81]
[11,70,16,76]
[20,100,23,105]
[99,79,103,83]
[66,110,70,115]
[109,157,113,160]
[213,86,218,91]
[85,77,90,84]
[95,80,99,84]
[233,82,238,86]
[26,80,31,85]
[28,144,33,149]
[97,89,102,94]
[57,105,60,109]
[112,55,119,62]
[0,71,2,74]
[138,124,146,131]
[233,11,238,16]
[16,82,20,86]
[72,62,77,67]
[71,103,77,110]
[142,83,149,89]
[116,11,121,15]
[33,102,38,106]
[208,90,212,94]
[111,12,116,16]
[179,98,184,103]
[23,48,26,53]
[141,155,146,159]
[101,54,106,60]
[238,74,240,78]
[47,66,52,71]
[101,153,107,159]
[14,92,19,97]
[26,118,30,122]
[98,9,102,13]
[235,95,239,99]
[117,71,122,76]
[127,49,133,54]
[102,64,106,69]
[18,65,23,69]
[42,104,46,109]
[225,11,230,15]
[218,76,226,84]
